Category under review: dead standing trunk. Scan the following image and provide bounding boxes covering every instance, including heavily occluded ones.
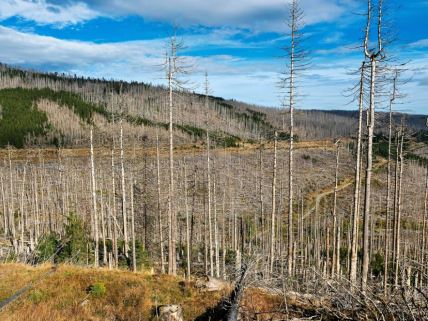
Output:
[156,129,165,273]
[90,126,99,267]
[332,141,340,277]
[269,131,278,274]
[361,0,385,292]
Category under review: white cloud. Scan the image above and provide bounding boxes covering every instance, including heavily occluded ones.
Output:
[0,0,358,31]
[0,25,161,65]
[100,0,355,31]
[0,0,98,26]
[408,39,428,49]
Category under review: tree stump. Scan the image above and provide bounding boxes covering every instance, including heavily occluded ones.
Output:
[159,304,183,321]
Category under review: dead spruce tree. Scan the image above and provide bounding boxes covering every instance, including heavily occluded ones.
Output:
[392,121,408,288]
[183,157,191,280]
[118,85,129,259]
[350,62,366,285]
[270,131,278,274]
[280,0,307,276]
[90,125,99,267]
[384,68,400,293]
[156,128,166,274]
[205,72,214,277]
[361,0,386,293]
[130,176,137,272]
[164,31,192,275]
[331,140,340,277]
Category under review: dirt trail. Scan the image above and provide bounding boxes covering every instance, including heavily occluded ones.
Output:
[304,158,387,220]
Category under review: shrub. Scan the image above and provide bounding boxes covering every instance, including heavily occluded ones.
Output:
[88,282,106,298]
[225,249,236,265]
[370,252,384,278]
[57,213,88,264]
[29,289,48,303]
[35,233,59,263]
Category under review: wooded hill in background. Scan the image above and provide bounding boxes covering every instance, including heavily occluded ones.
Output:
[0,63,426,149]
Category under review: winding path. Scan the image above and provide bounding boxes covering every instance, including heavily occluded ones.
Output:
[304,158,387,220]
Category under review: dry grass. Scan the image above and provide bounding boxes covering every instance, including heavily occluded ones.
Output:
[0,264,228,321]
[0,264,52,301]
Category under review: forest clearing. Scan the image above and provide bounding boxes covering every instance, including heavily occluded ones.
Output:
[1,0,428,320]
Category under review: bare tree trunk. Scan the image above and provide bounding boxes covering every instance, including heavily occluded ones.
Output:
[421,169,428,287]
[167,56,177,275]
[100,181,107,266]
[394,132,404,287]
[120,113,129,258]
[222,189,227,279]
[214,171,220,278]
[184,158,191,280]
[19,166,26,255]
[207,131,214,277]
[270,131,278,273]
[350,62,365,285]
[259,142,265,255]
[106,181,113,270]
[361,57,376,292]
[8,148,17,252]
[383,74,396,294]
[90,126,99,268]
[156,129,165,274]
[392,134,400,274]
[110,104,118,268]
[130,177,136,272]
[1,176,7,239]
[287,1,297,276]
[111,148,118,268]
[332,142,340,277]
[361,0,384,293]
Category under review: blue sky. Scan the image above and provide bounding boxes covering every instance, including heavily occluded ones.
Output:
[0,0,427,114]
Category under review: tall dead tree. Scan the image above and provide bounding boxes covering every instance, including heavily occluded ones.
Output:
[8,148,17,252]
[269,131,278,274]
[421,167,428,287]
[184,157,191,280]
[156,128,165,273]
[394,129,404,287]
[164,31,191,275]
[130,176,137,273]
[332,140,340,276]
[384,68,399,293]
[1,176,7,239]
[90,125,99,267]
[111,131,118,268]
[119,87,129,258]
[350,62,366,284]
[281,0,306,276]
[205,72,214,277]
[361,0,385,293]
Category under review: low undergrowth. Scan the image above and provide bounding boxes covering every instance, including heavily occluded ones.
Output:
[0,264,226,321]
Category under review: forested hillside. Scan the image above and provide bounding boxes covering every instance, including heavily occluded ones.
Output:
[1,64,426,149]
